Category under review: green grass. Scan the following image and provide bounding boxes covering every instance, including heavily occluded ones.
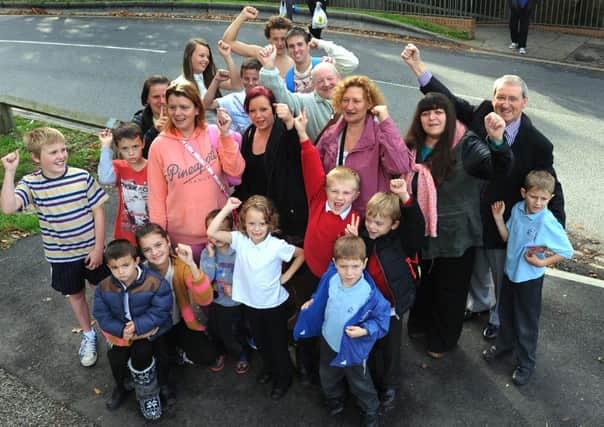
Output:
[0,117,99,248]
[3,0,471,40]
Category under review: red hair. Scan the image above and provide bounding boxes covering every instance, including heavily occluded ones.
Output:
[244,86,276,114]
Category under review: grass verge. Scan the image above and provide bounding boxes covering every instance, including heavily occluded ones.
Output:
[2,0,471,40]
[0,117,99,249]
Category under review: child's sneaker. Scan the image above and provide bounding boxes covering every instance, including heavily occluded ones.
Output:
[79,330,97,367]
[210,355,225,372]
[235,357,249,375]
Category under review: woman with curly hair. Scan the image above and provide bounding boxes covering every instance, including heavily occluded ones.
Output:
[316,75,412,217]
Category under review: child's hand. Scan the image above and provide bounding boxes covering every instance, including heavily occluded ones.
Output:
[1,150,20,173]
[132,326,159,341]
[491,201,505,220]
[216,108,232,135]
[155,105,168,132]
[85,247,103,270]
[345,325,368,338]
[280,271,294,285]
[527,245,547,255]
[222,284,233,297]
[206,242,215,257]
[390,178,410,203]
[257,44,277,69]
[123,321,135,341]
[225,197,242,210]
[175,243,195,266]
[345,213,360,236]
[217,39,232,58]
[370,105,389,122]
[524,251,546,267]
[301,298,314,310]
[98,129,113,148]
[214,68,230,83]
[274,103,294,128]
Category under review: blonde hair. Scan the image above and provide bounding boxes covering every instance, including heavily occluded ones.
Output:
[331,75,385,115]
[333,235,366,261]
[238,195,280,236]
[165,80,206,133]
[23,127,65,156]
[325,166,360,190]
[524,170,555,194]
[366,192,401,222]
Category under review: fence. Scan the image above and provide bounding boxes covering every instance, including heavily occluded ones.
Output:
[290,0,604,30]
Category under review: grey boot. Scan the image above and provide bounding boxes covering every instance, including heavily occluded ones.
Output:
[128,357,162,420]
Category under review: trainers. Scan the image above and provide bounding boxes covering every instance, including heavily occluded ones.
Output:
[519,48,527,55]
[512,366,533,386]
[509,42,518,49]
[79,331,97,367]
[482,345,509,362]
[235,358,250,375]
[482,323,499,340]
[210,355,225,372]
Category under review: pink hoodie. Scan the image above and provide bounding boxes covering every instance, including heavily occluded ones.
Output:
[147,126,245,245]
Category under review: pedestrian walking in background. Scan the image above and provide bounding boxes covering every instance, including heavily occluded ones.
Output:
[509,0,538,55]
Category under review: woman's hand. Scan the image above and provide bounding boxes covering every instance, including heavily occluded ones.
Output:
[293,107,309,140]
[216,108,232,135]
[214,69,231,83]
[371,105,389,122]
[217,40,232,58]
[484,112,506,142]
[274,103,294,129]
[175,243,195,267]
[155,105,168,132]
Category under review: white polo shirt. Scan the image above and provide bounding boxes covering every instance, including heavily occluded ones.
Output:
[230,231,295,309]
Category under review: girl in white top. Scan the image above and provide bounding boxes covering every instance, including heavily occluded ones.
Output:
[207,195,304,400]
[177,38,242,123]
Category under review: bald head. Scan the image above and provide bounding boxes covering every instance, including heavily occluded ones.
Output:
[311,62,341,100]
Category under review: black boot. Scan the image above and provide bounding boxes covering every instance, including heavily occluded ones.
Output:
[105,385,130,411]
[129,357,162,420]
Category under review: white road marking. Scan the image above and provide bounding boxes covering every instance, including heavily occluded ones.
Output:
[0,40,166,53]
[546,268,604,289]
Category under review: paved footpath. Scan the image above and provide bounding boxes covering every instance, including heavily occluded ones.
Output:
[1,192,603,426]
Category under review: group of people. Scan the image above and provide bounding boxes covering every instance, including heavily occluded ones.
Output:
[0,7,573,427]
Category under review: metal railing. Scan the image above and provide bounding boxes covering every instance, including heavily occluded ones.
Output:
[287,0,604,30]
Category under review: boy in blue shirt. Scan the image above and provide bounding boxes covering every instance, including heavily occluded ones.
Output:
[482,170,573,386]
[294,235,390,427]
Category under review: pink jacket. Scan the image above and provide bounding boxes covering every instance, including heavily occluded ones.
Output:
[147,126,245,245]
[316,115,413,217]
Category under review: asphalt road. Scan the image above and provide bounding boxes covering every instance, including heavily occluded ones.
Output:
[0,15,603,242]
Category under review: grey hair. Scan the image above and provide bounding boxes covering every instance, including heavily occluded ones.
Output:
[493,75,528,99]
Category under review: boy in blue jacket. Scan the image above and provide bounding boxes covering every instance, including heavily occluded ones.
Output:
[93,239,173,420]
[294,235,390,427]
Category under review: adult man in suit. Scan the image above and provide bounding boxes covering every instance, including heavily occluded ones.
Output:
[401,43,565,341]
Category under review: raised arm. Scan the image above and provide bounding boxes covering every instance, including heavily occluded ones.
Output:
[258,44,303,114]
[0,150,24,214]
[221,6,263,58]
[207,197,241,244]
[462,113,512,180]
[311,38,359,75]
[216,40,242,91]
[216,109,246,177]
[97,129,117,185]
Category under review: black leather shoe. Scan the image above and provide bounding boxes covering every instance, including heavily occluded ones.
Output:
[482,345,508,362]
[270,386,289,400]
[326,398,344,416]
[482,323,499,340]
[379,388,396,412]
[105,386,130,411]
[256,372,272,384]
[512,366,533,386]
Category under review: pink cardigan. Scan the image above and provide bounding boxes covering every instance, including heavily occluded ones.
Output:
[147,126,245,245]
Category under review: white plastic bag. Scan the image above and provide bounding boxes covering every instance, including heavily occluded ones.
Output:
[279,0,287,17]
[311,2,328,29]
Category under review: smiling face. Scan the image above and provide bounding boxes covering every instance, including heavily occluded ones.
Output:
[147,83,168,117]
[241,69,260,91]
[138,232,171,270]
[312,65,339,100]
[116,137,144,166]
[326,178,359,216]
[492,82,527,124]
[420,108,447,140]
[244,208,269,244]
[365,214,399,240]
[32,140,68,179]
[107,255,140,286]
[341,86,369,125]
[287,34,310,65]
[521,187,553,214]
[334,257,367,287]
[191,43,211,74]
[247,96,275,132]
[167,94,199,135]
[269,28,288,56]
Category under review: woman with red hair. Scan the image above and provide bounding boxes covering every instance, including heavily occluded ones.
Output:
[234,86,307,242]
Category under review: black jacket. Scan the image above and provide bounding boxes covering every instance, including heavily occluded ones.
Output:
[421,75,565,248]
[132,106,159,159]
[234,118,308,240]
[360,198,425,316]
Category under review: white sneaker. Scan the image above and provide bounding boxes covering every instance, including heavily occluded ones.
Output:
[79,331,98,367]
[519,48,527,55]
[509,42,518,49]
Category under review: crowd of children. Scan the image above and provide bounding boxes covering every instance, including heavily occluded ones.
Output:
[0,8,573,427]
